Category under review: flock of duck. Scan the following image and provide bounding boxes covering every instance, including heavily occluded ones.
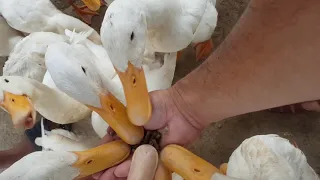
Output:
[0,0,319,179]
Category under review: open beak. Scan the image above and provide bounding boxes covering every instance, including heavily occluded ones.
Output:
[115,62,152,126]
[72,140,130,178]
[0,92,36,129]
[86,92,144,145]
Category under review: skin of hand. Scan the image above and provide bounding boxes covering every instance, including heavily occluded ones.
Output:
[92,89,204,179]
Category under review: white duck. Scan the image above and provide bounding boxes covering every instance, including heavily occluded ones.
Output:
[0,16,24,57]
[100,0,217,126]
[3,32,67,82]
[214,134,319,180]
[2,29,110,141]
[166,134,319,180]
[0,140,131,180]
[0,0,101,44]
[45,29,176,145]
[45,39,142,145]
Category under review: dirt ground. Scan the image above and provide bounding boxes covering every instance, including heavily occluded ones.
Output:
[2,0,319,175]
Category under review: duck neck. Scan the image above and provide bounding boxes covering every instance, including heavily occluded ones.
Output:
[27,80,88,122]
[9,36,23,52]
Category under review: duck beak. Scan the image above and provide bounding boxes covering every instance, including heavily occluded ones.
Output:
[160,145,220,180]
[72,140,131,178]
[86,92,144,145]
[115,62,152,126]
[82,0,101,11]
[0,92,36,129]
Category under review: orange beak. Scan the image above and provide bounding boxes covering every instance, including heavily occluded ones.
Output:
[0,92,36,129]
[115,62,152,126]
[82,0,101,11]
[72,140,130,178]
[86,92,144,145]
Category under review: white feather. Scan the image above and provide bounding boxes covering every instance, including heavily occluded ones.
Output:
[91,111,109,138]
[0,151,79,180]
[225,134,319,180]
[3,32,67,82]
[0,0,101,44]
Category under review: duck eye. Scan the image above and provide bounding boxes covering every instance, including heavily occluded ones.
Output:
[4,79,9,83]
[130,32,134,41]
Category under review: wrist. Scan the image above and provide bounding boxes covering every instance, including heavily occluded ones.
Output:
[167,84,212,130]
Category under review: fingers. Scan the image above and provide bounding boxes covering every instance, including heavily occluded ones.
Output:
[114,158,132,177]
[93,166,127,180]
[96,128,131,180]
[95,167,117,180]
[92,171,104,179]
[144,90,170,130]
[100,127,121,144]
[100,132,116,144]
[160,115,200,147]
[147,90,201,147]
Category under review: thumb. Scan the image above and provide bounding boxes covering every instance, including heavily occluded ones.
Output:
[145,89,202,147]
[144,90,170,130]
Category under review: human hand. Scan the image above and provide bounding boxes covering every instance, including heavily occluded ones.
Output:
[93,89,204,179]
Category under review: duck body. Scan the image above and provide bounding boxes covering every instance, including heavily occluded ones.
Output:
[144,0,217,52]
[0,0,101,44]
[35,117,101,151]
[143,52,176,91]
[0,16,23,57]
[223,134,319,180]
[3,32,67,82]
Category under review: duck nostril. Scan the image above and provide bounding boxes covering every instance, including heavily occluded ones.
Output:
[193,168,200,173]
[110,104,115,112]
[132,76,136,87]
[86,160,93,165]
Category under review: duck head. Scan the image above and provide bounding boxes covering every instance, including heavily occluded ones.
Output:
[0,76,37,129]
[45,42,144,145]
[101,2,151,126]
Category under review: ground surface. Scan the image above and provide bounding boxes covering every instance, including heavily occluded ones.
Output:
[1,0,319,175]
